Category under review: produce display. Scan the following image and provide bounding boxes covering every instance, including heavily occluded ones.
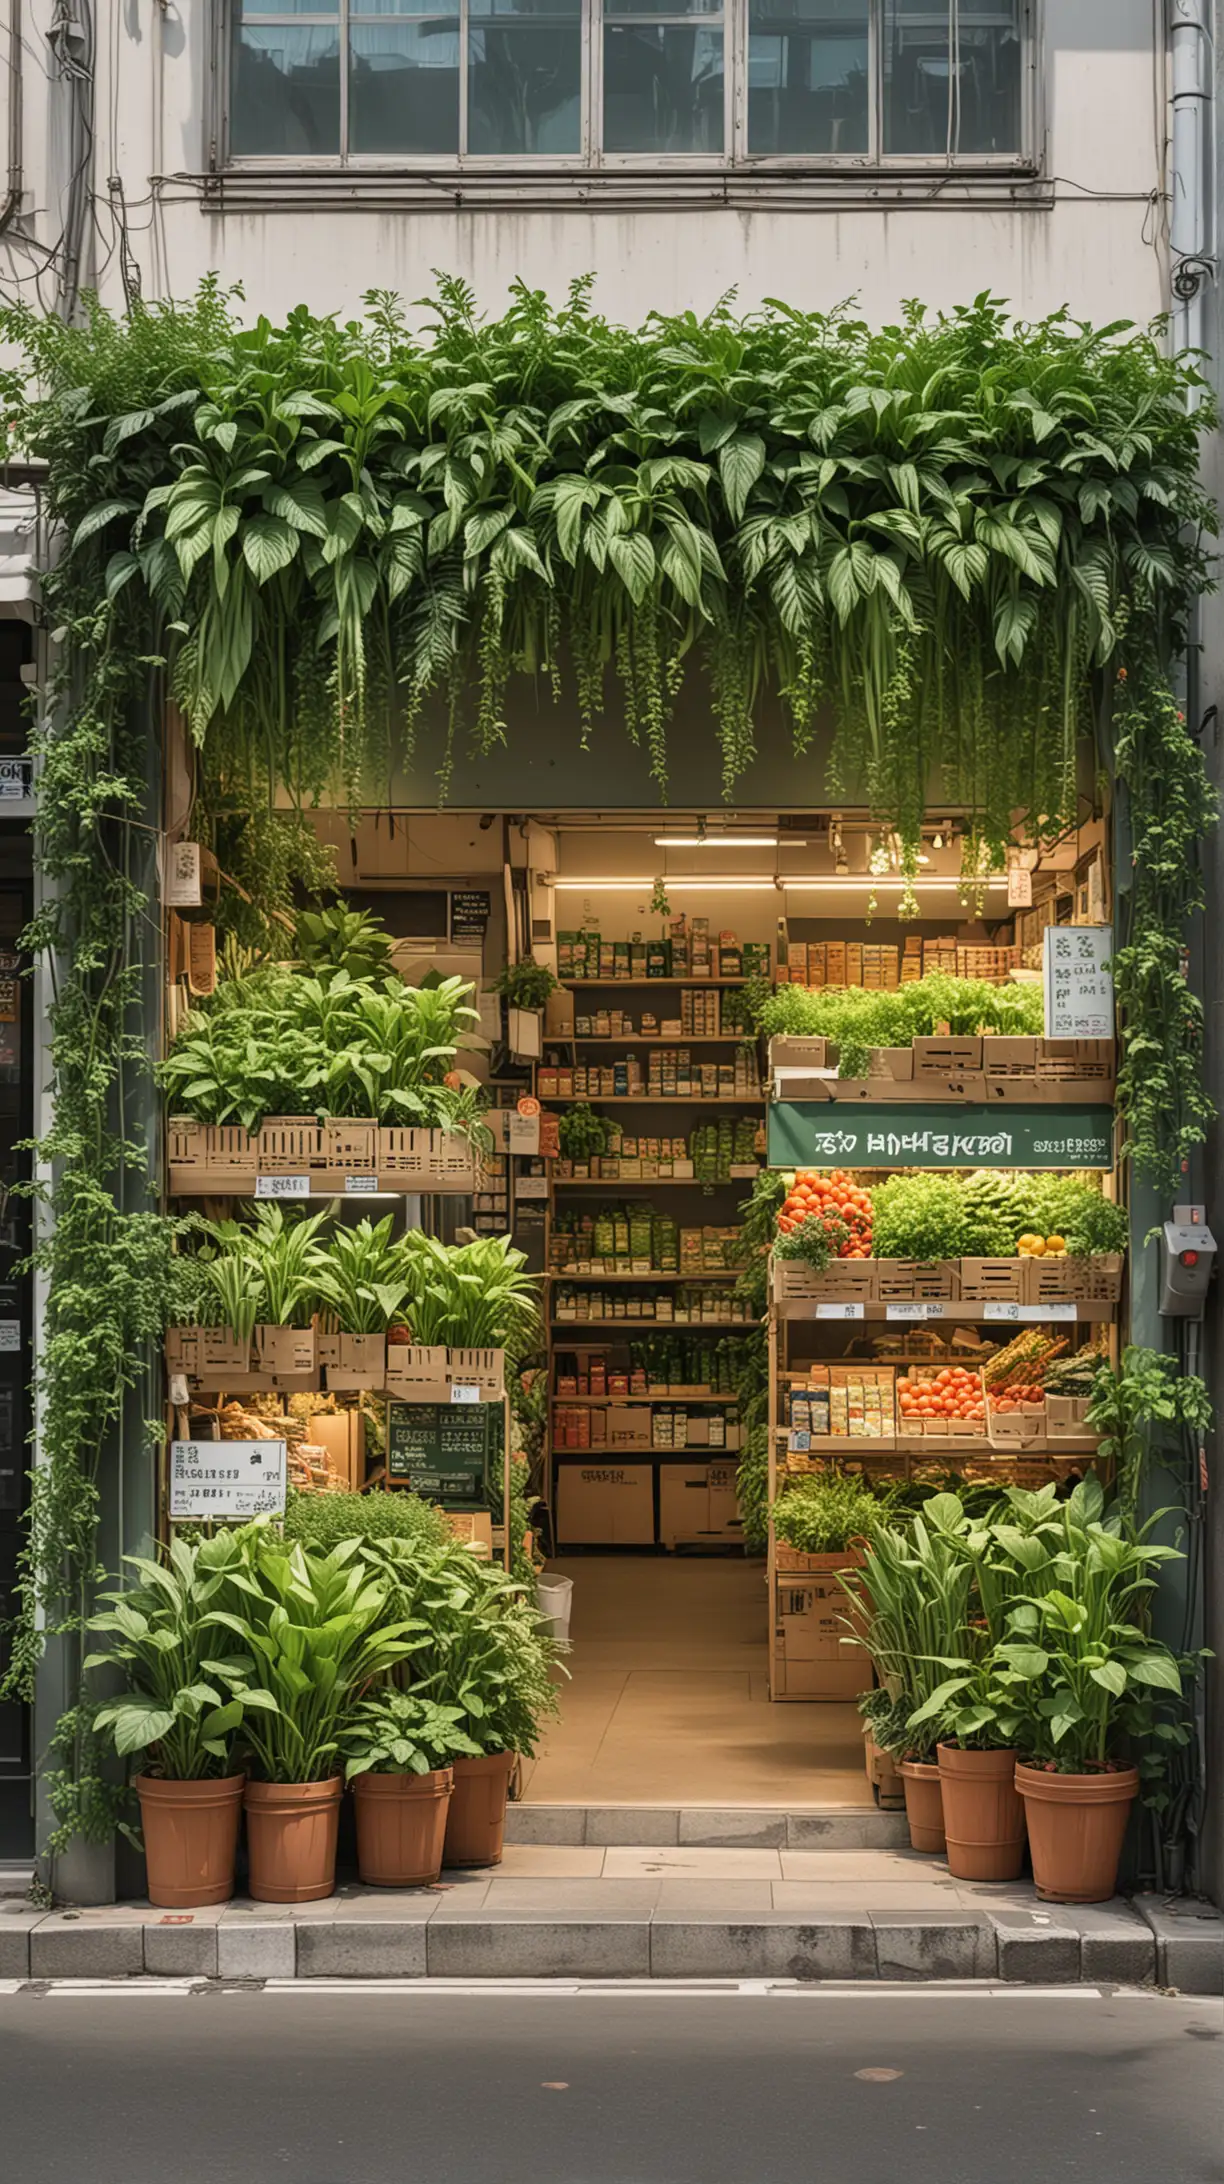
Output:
[756,974,1045,1077]
[896,1366,986,1429]
[768,1167,1124,1264]
[774,1170,873,1257]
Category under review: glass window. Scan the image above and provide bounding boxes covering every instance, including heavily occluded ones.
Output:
[603,0,724,155]
[468,0,583,155]
[748,0,868,156]
[884,0,1022,157]
[227,0,1031,167]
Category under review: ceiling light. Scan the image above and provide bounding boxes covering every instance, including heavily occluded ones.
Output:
[652,835,797,848]
[554,878,778,892]
[782,876,1009,891]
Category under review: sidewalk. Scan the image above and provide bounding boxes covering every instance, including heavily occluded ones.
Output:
[3,1845,1221,1989]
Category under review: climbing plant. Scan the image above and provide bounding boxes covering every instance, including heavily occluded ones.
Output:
[0,278,1217,1855]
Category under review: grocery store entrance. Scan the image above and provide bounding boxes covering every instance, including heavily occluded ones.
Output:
[520,1555,866,1808]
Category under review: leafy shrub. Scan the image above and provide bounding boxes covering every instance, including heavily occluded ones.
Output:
[282,1486,451,1556]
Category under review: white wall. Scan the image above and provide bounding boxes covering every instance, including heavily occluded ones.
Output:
[0,1,1170,329]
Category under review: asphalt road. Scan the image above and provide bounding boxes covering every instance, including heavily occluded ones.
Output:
[0,1984,1220,2184]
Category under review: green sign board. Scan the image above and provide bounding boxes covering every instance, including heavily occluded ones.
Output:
[386,1400,502,1505]
[767,1104,1114,1171]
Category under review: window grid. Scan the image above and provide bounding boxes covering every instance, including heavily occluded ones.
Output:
[227,0,1035,172]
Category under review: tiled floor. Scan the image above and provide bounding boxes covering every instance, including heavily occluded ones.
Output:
[518,1554,867,1807]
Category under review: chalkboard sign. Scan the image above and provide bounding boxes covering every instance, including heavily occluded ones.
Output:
[387,1399,502,1505]
[450,889,491,946]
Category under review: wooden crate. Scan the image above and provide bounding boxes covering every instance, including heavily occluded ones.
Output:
[322,1120,379,1180]
[981,1036,1038,1079]
[864,1728,906,1811]
[875,1259,960,1301]
[1045,1394,1101,1443]
[1036,1038,1116,1083]
[913,1036,982,1077]
[1024,1254,1123,1306]
[869,1046,915,1081]
[256,1117,327,1174]
[772,1259,878,1303]
[319,1332,388,1390]
[985,1399,1047,1450]
[378,1128,480,1191]
[959,1256,1026,1301]
[167,1119,259,1193]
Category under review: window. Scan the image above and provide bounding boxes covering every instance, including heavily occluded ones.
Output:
[228,0,1032,165]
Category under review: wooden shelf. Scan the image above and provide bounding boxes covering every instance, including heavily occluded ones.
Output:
[553,1174,761,1189]
[774,1428,1101,1459]
[541,1094,764,1106]
[550,1318,754,1331]
[773,1297,1115,1324]
[549,1269,744,1283]
[561,977,753,989]
[553,1392,740,1405]
[567,1034,749,1045]
[551,1446,743,1461]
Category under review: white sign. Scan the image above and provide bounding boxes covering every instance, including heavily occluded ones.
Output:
[344,1175,380,1194]
[984,1299,1079,1324]
[1007,864,1033,908]
[508,1111,541,1155]
[165,840,203,908]
[886,1302,946,1322]
[450,1384,481,1404]
[0,1319,19,1352]
[815,1301,865,1321]
[169,1439,287,1520]
[515,1176,549,1201]
[983,1301,1023,1323]
[1043,925,1114,1038]
[0,758,31,802]
[255,1174,312,1198]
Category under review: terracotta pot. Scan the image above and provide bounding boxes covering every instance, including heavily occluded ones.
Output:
[898,1759,946,1854]
[936,1744,1026,1882]
[244,1776,342,1903]
[444,1751,515,1868]
[135,1773,245,1908]
[1016,1763,1139,1903]
[354,1768,453,1888]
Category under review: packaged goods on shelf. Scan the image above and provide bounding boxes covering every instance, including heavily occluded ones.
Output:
[783,1365,896,1446]
[557,923,768,984]
[552,1282,752,1325]
[554,1333,739,1396]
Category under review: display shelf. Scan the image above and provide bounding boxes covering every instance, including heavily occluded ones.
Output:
[771,1426,1099,1458]
[550,1318,754,1331]
[553,1392,741,1406]
[560,977,753,989]
[551,1448,741,1463]
[569,1034,749,1045]
[540,1095,765,1106]
[552,1174,762,1189]
[548,1268,744,1283]
[773,1298,1115,1324]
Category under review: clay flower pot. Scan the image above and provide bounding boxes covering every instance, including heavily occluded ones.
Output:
[135,1773,245,1908]
[244,1776,342,1903]
[1016,1763,1139,1903]
[443,1751,515,1868]
[936,1744,1026,1882]
[354,1768,454,1888]
[898,1759,945,1854]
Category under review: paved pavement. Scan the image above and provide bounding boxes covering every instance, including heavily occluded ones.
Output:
[3,1845,1222,1987]
[0,1981,1218,2183]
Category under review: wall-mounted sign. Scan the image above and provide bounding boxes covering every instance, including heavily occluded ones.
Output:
[1043,925,1114,1038]
[0,952,19,1025]
[165,841,203,908]
[386,1399,500,1505]
[450,890,491,946]
[0,758,32,802]
[768,1103,1115,1171]
[1007,865,1033,908]
[169,1439,287,1520]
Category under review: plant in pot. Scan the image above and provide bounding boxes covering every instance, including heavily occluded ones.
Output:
[341,1690,481,1887]
[86,1531,263,1907]
[996,1539,1191,1903]
[771,1470,880,1577]
[208,1530,421,1903]
[844,1495,976,1854]
[906,1653,1028,1882]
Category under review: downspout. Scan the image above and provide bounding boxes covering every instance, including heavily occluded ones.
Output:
[1170,0,1215,381]
[0,0,22,233]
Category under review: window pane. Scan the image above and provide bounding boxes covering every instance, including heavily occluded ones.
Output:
[468,0,582,154]
[884,1,1022,157]
[230,24,340,155]
[604,0,720,15]
[349,20,459,151]
[603,24,723,153]
[748,0,868,155]
[233,1,338,15]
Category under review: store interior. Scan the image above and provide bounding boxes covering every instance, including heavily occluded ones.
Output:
[171,798,1117,1814]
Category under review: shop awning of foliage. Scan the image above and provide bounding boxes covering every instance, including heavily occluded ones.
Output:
[0,279,1216,1856]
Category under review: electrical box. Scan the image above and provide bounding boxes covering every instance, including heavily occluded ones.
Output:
[1159,1203,1216,1318]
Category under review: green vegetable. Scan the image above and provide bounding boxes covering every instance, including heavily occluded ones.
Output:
[772,1473,882,1554]
[870,1175,967,1262]
[558,1103,616,1160]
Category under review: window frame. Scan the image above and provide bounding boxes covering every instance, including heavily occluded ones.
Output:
[218,0,1039,176]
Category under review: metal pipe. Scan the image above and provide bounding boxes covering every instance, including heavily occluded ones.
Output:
[1170,0,1215,379]
[0,0,22,234]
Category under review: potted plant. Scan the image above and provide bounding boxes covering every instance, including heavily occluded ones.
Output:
[770,1471,880,1574]
[907,1655,1028,1882]
[999,1556,1190,1902]
[210,1531,420,1902]
[342,1691,481,1887]
[496,960,557,1060]
[86,1532,261,1907]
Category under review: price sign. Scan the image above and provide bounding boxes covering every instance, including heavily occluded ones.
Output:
[165,841,203,908]
[815,1301,865,1321]
[985,1300,1080,1324]
[1040,1302,1079,1322]
[514,1176,549,1200]
[170,1439,287,1520]
[508,1110,541,1155]
[450,1384,481,1404]
[255,1174,312,1198]
[344,1175,380,1194]
[1043,925,1114,1039]
[0,1320,19,1352]
[387,1399,499,1504]
[1007,864,1033,909]
[886,1302,946,1322]
[983,1301,1023,1323]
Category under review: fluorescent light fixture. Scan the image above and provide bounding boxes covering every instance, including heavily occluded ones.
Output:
[652,834,802,848]
[554,878,778,892]
[782,876,1009,891]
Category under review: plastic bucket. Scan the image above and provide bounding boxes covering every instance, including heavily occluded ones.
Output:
[537,1573,574,1649]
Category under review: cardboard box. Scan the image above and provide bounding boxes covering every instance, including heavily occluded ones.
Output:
[255,1325,317,1375]
[378,1127,480,1192]
[869,1046,914,1081]
[606,1404,652,1450]
[167,1118,259,1194]
[319,1332,387,1389]
[256,1117,326,1175]
[913,1036,982,1077]
[305,1408,366,1489]
[383,1344,505,1399]
[556,1463,655,1545]
[165,1325,250,1378]
[658,1459,741,1546]
[773,1579,871,1701]
[545,988,576,1036]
